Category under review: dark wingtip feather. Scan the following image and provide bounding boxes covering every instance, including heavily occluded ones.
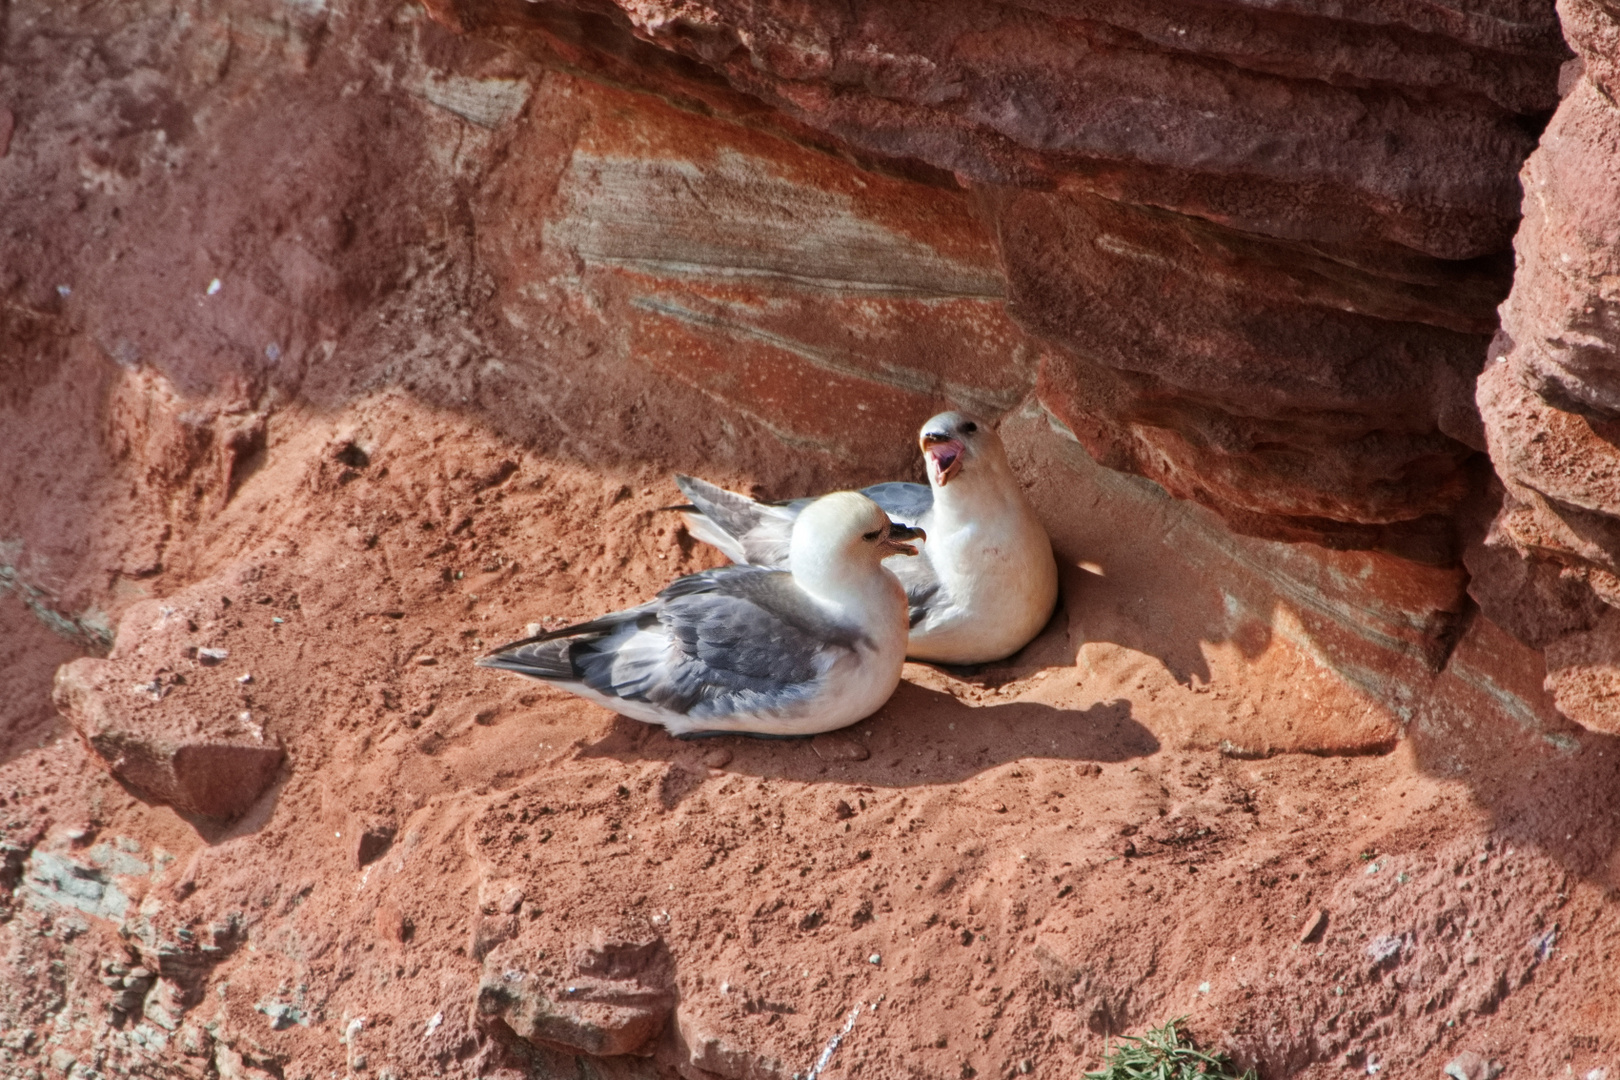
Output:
[476,646,575,680]
[481,611,628,659]
[482,635,545,657]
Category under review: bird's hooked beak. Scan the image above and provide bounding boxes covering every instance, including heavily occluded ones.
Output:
[883,522,925,557]
[921,432,965,487]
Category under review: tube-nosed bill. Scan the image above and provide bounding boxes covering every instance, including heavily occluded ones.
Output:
[883,521,925,557]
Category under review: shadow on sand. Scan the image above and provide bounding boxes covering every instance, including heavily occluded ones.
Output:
[578,680,1157,791]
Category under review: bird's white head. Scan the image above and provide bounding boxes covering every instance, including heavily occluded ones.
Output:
[790,492,924,593]
[918,411,1007,490]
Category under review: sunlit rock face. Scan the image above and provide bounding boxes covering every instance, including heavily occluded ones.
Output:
[434,0,1565,552]
[1473,1,1620,732]
[476,74,1037,474]
[8,5,1620,1080]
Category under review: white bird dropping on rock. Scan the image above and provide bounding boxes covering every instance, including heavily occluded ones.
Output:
[674,411,1058,664]
[478,493,922,737]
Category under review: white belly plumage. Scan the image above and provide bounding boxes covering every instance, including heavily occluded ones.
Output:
[899,522,1058,665]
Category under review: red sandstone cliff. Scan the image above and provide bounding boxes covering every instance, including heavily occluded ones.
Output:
[1473,0,1620,734]
[5,1,1620,1078]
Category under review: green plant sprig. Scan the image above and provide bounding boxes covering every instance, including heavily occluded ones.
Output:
[1084,1017,1258,1080]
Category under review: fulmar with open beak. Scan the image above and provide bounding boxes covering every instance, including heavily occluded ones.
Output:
[673,412,1058,665]
[478,493,923,737]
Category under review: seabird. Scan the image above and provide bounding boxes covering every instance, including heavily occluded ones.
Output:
[478,493,924,737]
[674,412,1058,665]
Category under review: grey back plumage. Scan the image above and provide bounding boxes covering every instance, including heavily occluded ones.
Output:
[478,566,864,722]
[859,482,933,524]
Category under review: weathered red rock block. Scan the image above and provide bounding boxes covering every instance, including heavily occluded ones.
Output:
[1464,503,1610,649]
[1039,353,1476,557]
[1560,1,1620,103]
[1473,0,1620,732]
[1542,608,1620,734]
[454,0,1562,262]
[446,0,1553,547]
[478,936,675,1057]
[55,658,283,820]
[1009,186,1492,550]
[52,598,283,822]
[1494,83,1620,416]
[1479,363,1620,611]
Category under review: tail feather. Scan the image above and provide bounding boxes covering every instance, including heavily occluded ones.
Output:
[478,612,637,680]
[674,476,769,534]
[681,510,749,564]
[474,640,576,680]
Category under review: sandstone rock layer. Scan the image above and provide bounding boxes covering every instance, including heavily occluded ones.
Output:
[434,0,1567,548]
[1475,0,1620,732]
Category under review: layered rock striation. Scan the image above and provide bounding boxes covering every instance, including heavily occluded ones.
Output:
[8,3,1620,1079]
[439,0,1567,552]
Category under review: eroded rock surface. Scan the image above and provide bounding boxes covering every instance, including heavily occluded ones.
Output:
[451,0,1562,259]
[478,936,676,1057]
[436,0,1565,546]
[1475,0,1620,731]
[53,598,284,822]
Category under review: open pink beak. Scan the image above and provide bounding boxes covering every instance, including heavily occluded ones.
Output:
[923,436,965,487]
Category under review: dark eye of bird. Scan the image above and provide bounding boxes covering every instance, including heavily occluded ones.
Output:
[862,529,882,541]
[963,421,977,434]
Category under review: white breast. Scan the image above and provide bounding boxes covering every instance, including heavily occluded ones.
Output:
[905,500,1058,664]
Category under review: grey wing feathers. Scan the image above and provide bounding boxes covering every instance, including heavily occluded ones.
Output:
[859,481,932,525]
[675,476,931,570]
[479,567,856,720]
[880,551,941,628]
[660,568,864,647]
[674,476,798,567]
[673,476,771,540]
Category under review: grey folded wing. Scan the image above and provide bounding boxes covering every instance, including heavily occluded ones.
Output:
[859,481,933,526]
[674,475,802,567]
[675,476,934,573]
[479,567,862,721]
[860,482,940,628]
